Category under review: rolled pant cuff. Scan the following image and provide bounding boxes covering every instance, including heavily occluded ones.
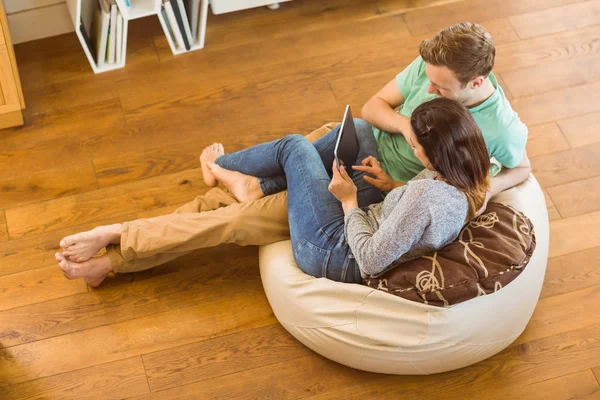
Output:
[106,244,127,273]
[119,221,135,260]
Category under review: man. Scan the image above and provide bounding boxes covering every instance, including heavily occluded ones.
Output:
[359,22,529,212]
[59,22,530,277]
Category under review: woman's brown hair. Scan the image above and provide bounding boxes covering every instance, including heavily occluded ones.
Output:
[410,98,490,219]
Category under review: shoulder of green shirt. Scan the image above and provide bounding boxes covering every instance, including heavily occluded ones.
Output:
[395,56,426,99]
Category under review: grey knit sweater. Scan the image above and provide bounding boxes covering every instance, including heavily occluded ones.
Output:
[344,169,468,278]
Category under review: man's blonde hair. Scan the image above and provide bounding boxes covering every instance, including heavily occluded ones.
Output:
[419,22,495,86]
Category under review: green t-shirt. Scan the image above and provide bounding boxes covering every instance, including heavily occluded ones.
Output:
[372,56,528,183]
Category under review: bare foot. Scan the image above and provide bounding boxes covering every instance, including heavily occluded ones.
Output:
[56,252,113,288]
[60,224,122,263]
[207,162,264,202]
[200,143,224,187]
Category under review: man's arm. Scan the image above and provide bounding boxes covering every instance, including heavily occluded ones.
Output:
[481,151,531,212]
[361,78,413,139]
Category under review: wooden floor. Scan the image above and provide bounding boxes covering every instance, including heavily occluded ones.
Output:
[0,0,599,398]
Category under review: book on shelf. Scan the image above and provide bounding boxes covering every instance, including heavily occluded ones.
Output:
[185,0,201,43]
[197,0,207,46]
[116,13,124,64]
[80,0,97,40]
[163,0,186,50]
[78,18,94,61]
[170,0,192,50]
[93,0,111,67]
[107,0,118,64]
[161,7,176,46]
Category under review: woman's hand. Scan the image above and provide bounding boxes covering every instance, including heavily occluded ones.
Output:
[352,156,403,192]
[329,160,358,212]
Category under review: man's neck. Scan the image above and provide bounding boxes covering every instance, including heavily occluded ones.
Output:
[463,78,496,108]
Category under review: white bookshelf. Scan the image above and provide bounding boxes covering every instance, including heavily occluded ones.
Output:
[157,0,208,55]
[66,0,209,73]
[115,0,159,19]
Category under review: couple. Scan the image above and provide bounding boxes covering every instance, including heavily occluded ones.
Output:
[56,22,529,286]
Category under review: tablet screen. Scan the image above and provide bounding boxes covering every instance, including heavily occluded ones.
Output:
[334,105,359,178]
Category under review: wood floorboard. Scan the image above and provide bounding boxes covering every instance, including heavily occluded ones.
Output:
[0,265,88,312]
[128,355,379,400]
[5,168,209,239]
[513,284,600,345]
[512,82,600,126]
[508,0,600,39]
[142,324,311,392]
[541,246,600,299]
[142,14,523,125]
[0,211,7,242]
[558,110,600,148]
[531,141,600,188]
[303,325,600,400]
[0,162,98,210]
[401,0,582,36]
[500,52,600,98]
[549,210,600,258]
[0,287,275,386]
[2,0,599,397]
[22,75,123,118]
[526,122,571,158]
[0,246,261,348]
[494,24,600,74]
[0,98,126,151]
[137,323,600,400]
[0,357,150,400]
[304,368,600,400]
[547,175,600,218]
[501,370,600,400]
[543,189,562,222]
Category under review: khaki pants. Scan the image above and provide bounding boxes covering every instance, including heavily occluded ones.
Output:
[106,189,290,272]
[105,123,337,273]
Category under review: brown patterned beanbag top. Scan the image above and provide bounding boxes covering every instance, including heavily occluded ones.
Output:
[363,202,536,307]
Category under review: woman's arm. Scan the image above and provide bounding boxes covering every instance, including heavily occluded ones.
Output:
[341,199,359,214]
[345,184,433,276]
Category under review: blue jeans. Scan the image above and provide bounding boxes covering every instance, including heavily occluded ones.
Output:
[215,120,381,283]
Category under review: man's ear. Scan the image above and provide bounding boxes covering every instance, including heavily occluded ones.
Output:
[470,76,485,89]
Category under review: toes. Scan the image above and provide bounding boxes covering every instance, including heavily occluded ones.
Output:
[58,259,68,271]
[60,237,74,248]
[218,143,224,154]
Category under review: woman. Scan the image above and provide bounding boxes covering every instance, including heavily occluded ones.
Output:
[56,98,490,286]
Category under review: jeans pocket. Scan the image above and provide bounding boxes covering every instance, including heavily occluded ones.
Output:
[293,238,331,278]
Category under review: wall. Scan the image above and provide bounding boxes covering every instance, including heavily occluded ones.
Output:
[5,0,74,44]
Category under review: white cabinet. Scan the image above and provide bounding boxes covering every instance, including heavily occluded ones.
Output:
[209,0,291,14]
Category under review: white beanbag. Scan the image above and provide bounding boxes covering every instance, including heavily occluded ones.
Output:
[258,175,549,374]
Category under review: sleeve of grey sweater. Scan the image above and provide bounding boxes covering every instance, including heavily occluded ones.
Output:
[344,183,433,277]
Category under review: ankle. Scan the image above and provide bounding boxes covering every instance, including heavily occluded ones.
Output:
[107,224,123,245]
[103,255,115,274]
